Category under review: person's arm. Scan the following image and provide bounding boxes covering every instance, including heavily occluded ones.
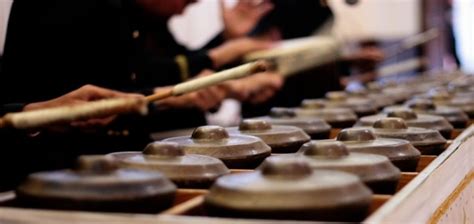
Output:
[207,38,273,69]
[153,70,227,112]
[0,85,145,130]
[224,71,284,103]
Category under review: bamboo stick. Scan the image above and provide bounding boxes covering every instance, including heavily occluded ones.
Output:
[0,97,147,129]
[145,61,268,102]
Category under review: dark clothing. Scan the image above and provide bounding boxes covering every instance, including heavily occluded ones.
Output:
[1,0,211,102]
[0,0,213,128]
[3,0,139,103]
[138,18,218,81]
[0,103,25,115]
[0,129,40,191]
[0,0,213,188]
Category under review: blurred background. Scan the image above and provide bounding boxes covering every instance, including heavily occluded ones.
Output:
[1,0,473,72]
[167,0,473,73]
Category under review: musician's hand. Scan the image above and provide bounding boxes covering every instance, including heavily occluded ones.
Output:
[246,72,284,104]
[224,71,284,103]
[154,71,227,111]
[209,37,273,68]
[24,85,144,128]
[221,0,274,39]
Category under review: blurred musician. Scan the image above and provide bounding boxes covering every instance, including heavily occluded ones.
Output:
[0,0,282,142]
[131,0,283,131]
[240,0,385,117]
[0,0,283,188]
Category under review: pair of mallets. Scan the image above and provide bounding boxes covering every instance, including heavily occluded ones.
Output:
[0,61,268,130]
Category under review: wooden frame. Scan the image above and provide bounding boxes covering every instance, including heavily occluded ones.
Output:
[366,125,474,223]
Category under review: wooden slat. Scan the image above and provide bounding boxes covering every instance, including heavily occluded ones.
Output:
[417,155,437,172]
[330,128,341,139]
[164,194,393,218]
[397,172,418,191]
[369,195,392,215]
[451,129,462,139]
[161,195,205,216]
[230,169,253,174]
[174,189,208,206]
[0,189,207,209]
[0,206,325,224]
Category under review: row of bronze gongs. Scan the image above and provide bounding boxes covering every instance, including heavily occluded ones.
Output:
[13,114,451,221]
[14,73,474,221]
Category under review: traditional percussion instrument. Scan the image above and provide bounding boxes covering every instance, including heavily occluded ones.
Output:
[298,140,401,194]
[16,156,176,213]
[297,101,358,128]
[227,119,310,153]
[204,156,372,221]
[346,88,397,109]
[384,98,469,129]
[380,86,414,104]
[337,128,421,171]
[371,118,447,155]
[355,109,454,139]
[443,97,474,119]
[108,142,230,188]
[302,91,378,117]
[412,88,474,118]
[163,126,271,169]
[254,107,331,139]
